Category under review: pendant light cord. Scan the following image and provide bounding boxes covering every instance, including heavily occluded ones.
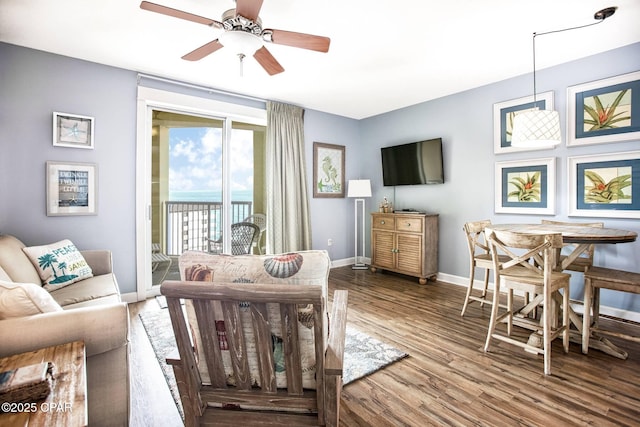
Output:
[530,6,615,105]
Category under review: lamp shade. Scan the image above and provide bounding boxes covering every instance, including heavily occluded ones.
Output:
[347,179,372,198]
[511,109,562,148]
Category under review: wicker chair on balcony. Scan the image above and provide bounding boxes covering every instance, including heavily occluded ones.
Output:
[244,213,267,254]
[208,222,260,255]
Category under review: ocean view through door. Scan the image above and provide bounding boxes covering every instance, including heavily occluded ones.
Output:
[150,109,266,288]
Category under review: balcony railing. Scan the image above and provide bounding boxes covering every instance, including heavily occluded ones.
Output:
[163,201,253,256]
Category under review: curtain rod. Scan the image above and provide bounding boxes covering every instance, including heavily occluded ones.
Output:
[137,73,266,104]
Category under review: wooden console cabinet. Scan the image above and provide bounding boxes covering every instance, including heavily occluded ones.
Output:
[370,212,438,284]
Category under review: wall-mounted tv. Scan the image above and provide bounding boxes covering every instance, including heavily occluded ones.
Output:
[381,138,444,186]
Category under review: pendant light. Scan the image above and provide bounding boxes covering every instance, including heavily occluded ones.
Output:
[511,6,618,148]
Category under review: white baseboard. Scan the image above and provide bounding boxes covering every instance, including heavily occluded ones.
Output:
[438,272,640,324]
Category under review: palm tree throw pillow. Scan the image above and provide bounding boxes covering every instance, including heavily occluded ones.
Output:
[22,239,93,291]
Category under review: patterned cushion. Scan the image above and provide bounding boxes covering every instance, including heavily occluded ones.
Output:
[178,250,330,389]
[0,280,63,319]
[22,239,93,291]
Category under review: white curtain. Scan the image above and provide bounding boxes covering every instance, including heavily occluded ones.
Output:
[265,101,312,253]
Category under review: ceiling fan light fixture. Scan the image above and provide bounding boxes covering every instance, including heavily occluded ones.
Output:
[218,30,263,56]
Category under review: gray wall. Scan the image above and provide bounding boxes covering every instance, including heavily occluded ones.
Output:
[360,42,640,312]
[1,43,139,293]
[1,41,639,314]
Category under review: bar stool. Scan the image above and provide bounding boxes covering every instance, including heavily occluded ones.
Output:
[582,266,640,355]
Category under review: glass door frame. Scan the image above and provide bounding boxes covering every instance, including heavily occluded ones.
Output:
[135,86,266,301]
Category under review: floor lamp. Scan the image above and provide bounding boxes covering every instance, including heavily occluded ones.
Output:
[347,179,372,270]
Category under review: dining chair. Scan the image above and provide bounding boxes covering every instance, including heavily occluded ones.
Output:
[484,227,571,375]
[540,220,603,272]
[461,220,509,316]
[161,280,348,426]
[243,213,267,254]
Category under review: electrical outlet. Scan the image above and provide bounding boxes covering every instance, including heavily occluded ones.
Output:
[327,238,333,246]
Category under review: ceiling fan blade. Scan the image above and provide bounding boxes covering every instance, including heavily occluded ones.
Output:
[267,29,330,53]
[140,1,222,28]
[235,0,264,21]
[254,46,284,76]
[182,40,224,61]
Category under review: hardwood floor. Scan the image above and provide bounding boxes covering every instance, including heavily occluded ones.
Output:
[129,266,640,426]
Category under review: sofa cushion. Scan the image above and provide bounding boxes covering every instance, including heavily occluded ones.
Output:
[49,273,120,308]
[0,280,63,319]
[0,235,42,284]
[23,239,93,291]
[178,250,330,389]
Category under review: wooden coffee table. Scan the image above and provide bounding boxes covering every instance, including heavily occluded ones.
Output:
[0,341,87,426]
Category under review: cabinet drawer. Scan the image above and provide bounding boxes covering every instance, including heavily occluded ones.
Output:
[372,215,395,230]
[396,217,423,233]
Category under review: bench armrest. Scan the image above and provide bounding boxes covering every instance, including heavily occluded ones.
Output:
[325,290,348,376]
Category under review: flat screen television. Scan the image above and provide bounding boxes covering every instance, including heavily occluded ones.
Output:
[381,138,444,186]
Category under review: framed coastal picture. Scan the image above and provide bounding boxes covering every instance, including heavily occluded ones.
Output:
[53,112,95,149]
[495,157,556,215]
[493,91,554,154]
[313,142,345,198]
[568,151,640,218]
[46,161,98,216]
[566,71,640,147]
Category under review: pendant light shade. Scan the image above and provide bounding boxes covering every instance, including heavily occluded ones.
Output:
[510,6,616,148]
[511,109,561,148]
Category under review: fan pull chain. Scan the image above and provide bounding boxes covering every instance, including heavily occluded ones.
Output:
[238,53,245,77]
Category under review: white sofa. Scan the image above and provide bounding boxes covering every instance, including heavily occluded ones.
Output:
[0,234,130,426]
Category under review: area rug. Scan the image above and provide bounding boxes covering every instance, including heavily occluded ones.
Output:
[140,308,408,416]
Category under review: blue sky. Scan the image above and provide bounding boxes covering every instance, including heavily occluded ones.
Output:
[168,127,254,194]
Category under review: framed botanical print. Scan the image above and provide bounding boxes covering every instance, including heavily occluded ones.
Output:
[495,157,556,215]
[313,142,345,198]
[46,161,98,216]
[568,151,640,218]
[566,71,640,147]
[53,112,95,149]
[493,91,554,154]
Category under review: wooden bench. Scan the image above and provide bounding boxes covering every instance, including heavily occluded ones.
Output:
[582,266,640,355]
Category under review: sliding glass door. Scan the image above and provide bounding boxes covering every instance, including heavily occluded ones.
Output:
[149,109,266,290]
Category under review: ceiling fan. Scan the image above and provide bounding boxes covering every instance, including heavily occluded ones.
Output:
[139,0,330,76]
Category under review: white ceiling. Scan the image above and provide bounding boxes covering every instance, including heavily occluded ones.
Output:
[1,0,639,119]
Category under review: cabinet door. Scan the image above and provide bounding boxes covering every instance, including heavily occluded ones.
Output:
[372,230,395,269]
[396,233,423,275]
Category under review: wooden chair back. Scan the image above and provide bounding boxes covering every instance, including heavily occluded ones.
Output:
[461,220,498,316]
[463,220,492,263]
[541,220,603,272]
[483,228,570,375]
[161,280,348,426]
[487,228,564,277]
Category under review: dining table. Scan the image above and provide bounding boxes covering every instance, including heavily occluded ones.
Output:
[490,223,638,359]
